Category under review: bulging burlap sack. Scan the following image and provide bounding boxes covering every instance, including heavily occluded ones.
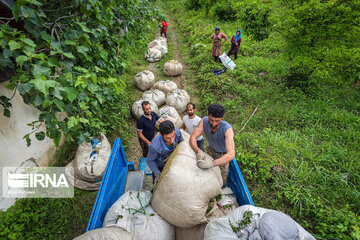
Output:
[132,99,159,120]
[103,190,175,240]
[164,60,183,77]
[142,89,166,107]
[156,105,183,129]
[151,131,223,228]
[153,80,178,94]
[204,205,316,240]
[155,37,167,46]
[175,224,207,240]
[74,226,138,240]
[166,89,190,114]
[145,48,161,62]
[148,39,167,49]
[152,44,168,56]
[134,70,155,91]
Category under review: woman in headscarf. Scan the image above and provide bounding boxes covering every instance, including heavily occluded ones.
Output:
[211,27,228,62]
[228,29,242,60]
[161,20,168,38]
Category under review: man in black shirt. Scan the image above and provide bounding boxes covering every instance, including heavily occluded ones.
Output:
[137,101,163,157]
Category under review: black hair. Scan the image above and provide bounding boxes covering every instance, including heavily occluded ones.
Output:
[141,100,150,108]
[159,120,175,135]
[208,103,225,118]
[187,102,196,109]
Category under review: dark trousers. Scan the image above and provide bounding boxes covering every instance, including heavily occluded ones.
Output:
[214,56,220,62]
[228,51,238,59]
[139,138,149,158]
[197,139,205,151]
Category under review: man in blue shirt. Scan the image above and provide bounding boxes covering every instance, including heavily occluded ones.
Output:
[146,120,184,185]
[190,103,235,187]
[137,101,163,157]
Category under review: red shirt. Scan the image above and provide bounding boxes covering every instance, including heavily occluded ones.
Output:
[161,21,167,27]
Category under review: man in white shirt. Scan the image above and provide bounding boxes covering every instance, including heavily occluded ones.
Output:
[182,103,204,151]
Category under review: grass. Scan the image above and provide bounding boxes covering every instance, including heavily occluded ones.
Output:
[159,0,360,239]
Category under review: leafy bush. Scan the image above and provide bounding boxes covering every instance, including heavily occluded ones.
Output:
[209,1,237,21]
[0,0,164,146]
[235,1,272,41]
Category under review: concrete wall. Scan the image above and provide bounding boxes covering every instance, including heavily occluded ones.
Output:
[0,80,63,209]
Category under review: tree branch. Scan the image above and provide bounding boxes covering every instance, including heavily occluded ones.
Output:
[239,106,258,133]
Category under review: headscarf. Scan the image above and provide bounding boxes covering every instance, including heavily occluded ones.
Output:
[234,29,242,43]
[215,27,220,34]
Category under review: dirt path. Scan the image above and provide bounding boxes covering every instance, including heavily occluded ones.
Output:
[168,21,185,89]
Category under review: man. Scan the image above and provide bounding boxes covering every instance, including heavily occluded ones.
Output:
[146,120,183,184]
[137,101,163,157]
[182,103,204,151]
[190,103,235,187]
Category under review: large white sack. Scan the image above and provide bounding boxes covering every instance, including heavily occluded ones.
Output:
[153,44,168,56]
[219,53,236,70]
[65,161,102,190]
[155,37,167,46]
[142,89,166,107]
[134,70,155,91]
[204,205,316,240]
[145,48,161,62]
[67,133,111,188]
[206,187,239,221]
[74,225,137,240]
[151,131,223,228]
[103,190,175,240]
[132,99,159,120]
[164,60,183,76]
[166,89,190,114]
[148,39,167,49]
[153,80,178,94]
[156,105,183,129]
[175,224,207,240]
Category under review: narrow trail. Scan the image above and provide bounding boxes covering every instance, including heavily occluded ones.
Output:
[125,17,187,171]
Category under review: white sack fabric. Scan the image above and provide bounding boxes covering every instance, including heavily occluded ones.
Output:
[145,48,161,62]
[134,70,155,91]
[65,133,111,190]
[153,80,178,94]
[103,190,175,240]
[219,53,236,70]
[164,60,183,76]
[166,89,190,114]
[74,225,138,240]
[142,89,166,107]
[204,205,316,240]
[132,99,159,120]
[156,105,183,129]
[151,131,223,228]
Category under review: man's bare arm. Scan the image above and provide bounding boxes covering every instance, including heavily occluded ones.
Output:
[190,119,204,154]
[213,128,235,166]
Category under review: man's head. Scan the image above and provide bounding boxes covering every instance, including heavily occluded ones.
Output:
[142,101,151,116]
[186,103,196,117]
[159,120,175,146]
[208,103,225,130]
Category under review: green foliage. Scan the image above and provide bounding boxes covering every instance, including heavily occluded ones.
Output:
[275,0,360,88]
[0,0,164,146]
[0,189,98,239]
[229,211,253,233]
[209,0,237,21]
[235,1,272,41]
[161,0,360,238]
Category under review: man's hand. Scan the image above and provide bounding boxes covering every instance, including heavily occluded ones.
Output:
[196,150,207,161]
[197,158,214,169]
[147,141,151,147]
[153,175,160,190]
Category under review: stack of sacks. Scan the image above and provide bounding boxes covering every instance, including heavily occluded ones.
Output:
[156,105,183,129]
[204,205,316,240]
[134,70,155,91]
[151,131,223,228]
[103,190,175,240]
[146,37,167,62]
[132,98,159,120]
[65,133,111,190]
[166,89,190,114]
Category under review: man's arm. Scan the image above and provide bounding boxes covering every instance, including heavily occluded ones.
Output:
[155,113,164,123]
[137,130,150,146]
[213,128,235,166]
[190,119,204,154]
[146,146,161,177]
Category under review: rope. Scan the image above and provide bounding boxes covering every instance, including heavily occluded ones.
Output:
[127,192,149,215]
